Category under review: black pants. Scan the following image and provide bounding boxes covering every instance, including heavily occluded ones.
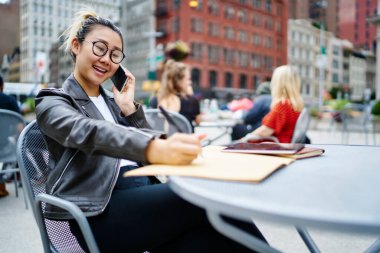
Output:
[231,123,253,141]
[70,166,267,253]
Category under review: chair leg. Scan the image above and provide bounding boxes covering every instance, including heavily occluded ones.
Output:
[296,227,321,253]
[13,171,18,198]
[22,186,29,209]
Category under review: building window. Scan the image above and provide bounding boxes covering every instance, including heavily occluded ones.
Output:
[208,45,219,63]
[207,1,219,15]
[224,26,235,40]
[237,9,248,23]
[265,17,273,30]
[333,45,339,55]
[252,14,261,26]
[238,30,248,43]
[191,18,203,33]
[191,42,203,60]
[225,72,233,88]
[265,0,272,12]
[239,74,247,89]
[263,56,272,70]
[224,6,235,19]
[251,53,261,68]
[209,70,218,87]
[252,34,261,45]
[238,51,249,67]
[253,0,261,8]
[191,68,201,88]
[173,0,180,10]
[264,37,272,48]
[223,48,235,65]
[332,59,339,69]
[332,73,339,83]
[208,22,220,37]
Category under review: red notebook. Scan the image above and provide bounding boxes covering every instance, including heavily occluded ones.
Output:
[278,147,325,159]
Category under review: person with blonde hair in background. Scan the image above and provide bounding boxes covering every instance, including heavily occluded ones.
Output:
[242,65,303,143]
[150,59,201,131]
[35,9,267,253]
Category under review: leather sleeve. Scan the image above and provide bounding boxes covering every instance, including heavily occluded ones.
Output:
[35,93,162,164]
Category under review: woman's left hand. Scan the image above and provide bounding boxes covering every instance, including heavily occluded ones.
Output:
[112,67,136,116]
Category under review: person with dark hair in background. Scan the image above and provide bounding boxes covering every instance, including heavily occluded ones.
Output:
[0,74,22,197]
[0,75,21,197]
[231,81,272,141]
[35,9,267,253]
[0,75,21,114]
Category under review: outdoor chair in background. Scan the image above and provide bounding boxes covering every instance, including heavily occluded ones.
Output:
[291,107,311,144]
[17,120,100,253]
[0,109,28,207]
[340,103,374,145]
[144,108,192,135]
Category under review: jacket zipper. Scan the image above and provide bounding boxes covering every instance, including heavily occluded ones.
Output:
[50,150,79,194]
[98,159,121,214]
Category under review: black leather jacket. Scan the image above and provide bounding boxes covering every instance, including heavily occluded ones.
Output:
[35,74,164,220]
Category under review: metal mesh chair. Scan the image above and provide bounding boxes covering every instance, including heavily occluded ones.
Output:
[340,103,374,145]
[17,120,99,253]
[0,109,27,206]
[144,108,192,135]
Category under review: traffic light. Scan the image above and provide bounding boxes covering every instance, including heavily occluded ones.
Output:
[189,0,198,8]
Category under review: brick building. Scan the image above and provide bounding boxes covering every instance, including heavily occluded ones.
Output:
[288,0,309,19]
[309,0,378,51]
[155,0,288,96]
[0,0,20,62]
[338,0,378,51]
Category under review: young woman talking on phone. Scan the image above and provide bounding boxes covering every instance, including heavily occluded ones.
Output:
[35,10,267,252]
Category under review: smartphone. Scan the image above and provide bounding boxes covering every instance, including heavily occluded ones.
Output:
[111,65,128,92]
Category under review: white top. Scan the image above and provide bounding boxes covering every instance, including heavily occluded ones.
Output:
[89,95,137,167]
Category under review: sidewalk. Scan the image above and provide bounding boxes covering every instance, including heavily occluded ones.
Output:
[1,120,379,252]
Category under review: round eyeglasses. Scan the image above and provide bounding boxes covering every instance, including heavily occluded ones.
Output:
[85,40,125,64]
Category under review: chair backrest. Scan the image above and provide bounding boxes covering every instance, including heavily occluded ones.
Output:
[0,109,25,163]
[144,108,192,135]
[291,107,311,143]
[17,120,86,253]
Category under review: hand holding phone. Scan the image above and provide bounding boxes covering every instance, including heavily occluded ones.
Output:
[111,65,136,115]
[111,65,128,92]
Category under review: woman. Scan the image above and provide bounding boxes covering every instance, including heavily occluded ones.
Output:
[150,60,201,131]
[35,10,266,252]
[243,65,303,143]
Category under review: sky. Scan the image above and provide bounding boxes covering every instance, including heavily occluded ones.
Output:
[0,0,10,3]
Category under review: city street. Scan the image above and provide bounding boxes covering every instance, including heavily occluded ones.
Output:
[1,119,379,253]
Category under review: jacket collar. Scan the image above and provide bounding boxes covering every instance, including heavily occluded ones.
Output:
[62,74,118,121]
[62,74,114,101]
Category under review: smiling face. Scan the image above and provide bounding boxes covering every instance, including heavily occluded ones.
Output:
[71,25,123,96]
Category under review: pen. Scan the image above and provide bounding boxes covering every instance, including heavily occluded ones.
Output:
[158,105,183,133]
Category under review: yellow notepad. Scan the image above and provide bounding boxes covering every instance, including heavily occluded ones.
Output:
[124,146,294,182]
